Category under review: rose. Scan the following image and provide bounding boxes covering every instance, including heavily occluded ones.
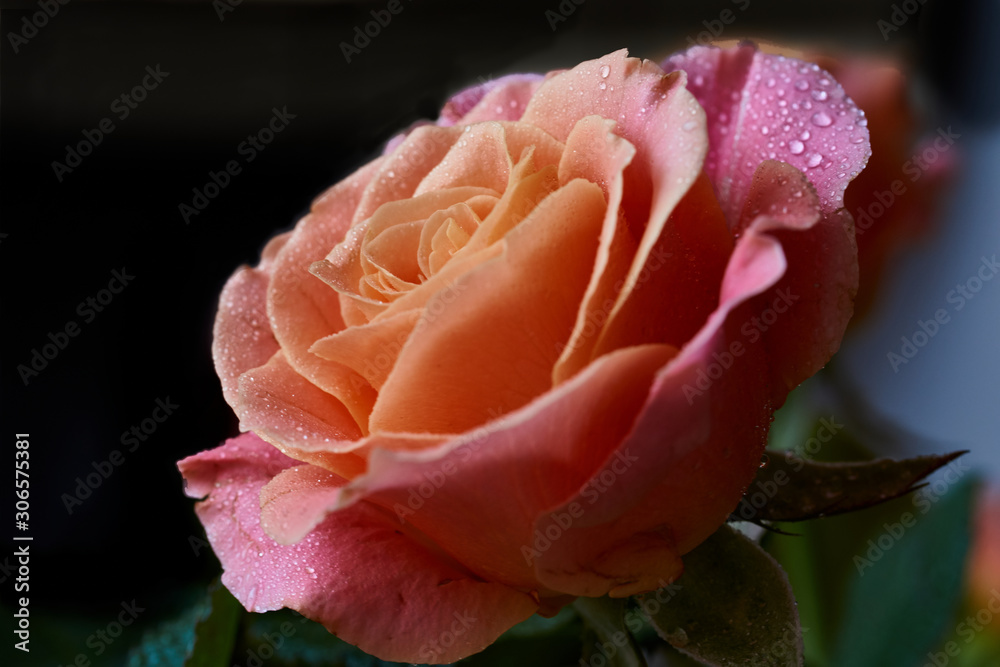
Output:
[179,44,869,663]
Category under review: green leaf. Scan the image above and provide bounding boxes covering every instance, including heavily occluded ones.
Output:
[127,579,242,667]
[829,475,977,667]
[574,596,648,667]
[640,524,802,667]
[733,450,967,523]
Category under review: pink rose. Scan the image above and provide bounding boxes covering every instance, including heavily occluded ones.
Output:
[180,44,869,663]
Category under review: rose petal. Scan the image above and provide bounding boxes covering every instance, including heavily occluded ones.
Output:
[259,464,346,545]
[212,232,290,409]
[521,51,711,367]
[737,160,856,395]
[237,351,367,479]
[312,186,499,322]
[663,43,871,224]
[266,158,385,430]
[591,171,733,357]
[309,309,421,390]
[344,343,678,592]
[353,125,464,225]
[369,178,607,434]
[552,115,638,382]
[178,433,538,664]
[532,223,788,596]
[438,73,545,126]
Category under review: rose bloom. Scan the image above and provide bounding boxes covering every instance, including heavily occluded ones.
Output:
[180,44,869,663]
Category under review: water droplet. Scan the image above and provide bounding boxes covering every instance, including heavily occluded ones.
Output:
[811,89,828,101]
[682,120,697,131]
[806,153,823,168]
[766,77,776,88]
[598,81,606,90]
[599,64,610,78]
[760,126,769,135]
[811,111,833,127]
[667,627,690,647]
[693,74,704,86]
[789,140,804,155]
[795,79,809,91]
[800,130,811,141]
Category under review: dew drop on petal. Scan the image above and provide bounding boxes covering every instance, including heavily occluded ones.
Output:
[788,140,804,155]
[806,153,823,168]
[811,89,828,101]
[795,79,809,91]
[599,64,610,78]
[682,120,698,131]
[811,111,833,127]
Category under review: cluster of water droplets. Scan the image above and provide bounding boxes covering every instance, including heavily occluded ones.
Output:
[669,49,869,214]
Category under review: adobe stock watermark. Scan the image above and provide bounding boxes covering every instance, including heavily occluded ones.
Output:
[855,126,960,238]
[925,589,1000,667]
[415,611,477,664]
[340,0,413,63]
[234,614,310,667]
[853,455,971,575]
[521,448,639,566]
[391,404,503,524]
[213,0,243,21]
[51,66,170,182]
[61,397,180,514]
[56,600,144,667]
[682,287,800,404]
[877,0,929,40]
[545,0,585,31]
[17,268,135,386]
[684,0,752,47]
[7,0,70,54]
[179,106,296,224]
[887,252,999,373]
[733,417,844,522]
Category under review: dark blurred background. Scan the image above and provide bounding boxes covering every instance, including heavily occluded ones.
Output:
[1,0,996,664]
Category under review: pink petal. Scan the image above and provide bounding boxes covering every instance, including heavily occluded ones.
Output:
[438,73,545,126]
[266,159,385,430]
[212,232,290,409]
[344,343,678,592]
[531,159,856,598]
[179,433,537,664]
[532,223,788,597]
[735,160,857,395]
[663,43,871,224]
[352,125,465,226]
[237,351,367,479]
[259,464,346,545]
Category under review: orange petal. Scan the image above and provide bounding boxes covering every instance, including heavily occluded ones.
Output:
[369,178,607,434]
